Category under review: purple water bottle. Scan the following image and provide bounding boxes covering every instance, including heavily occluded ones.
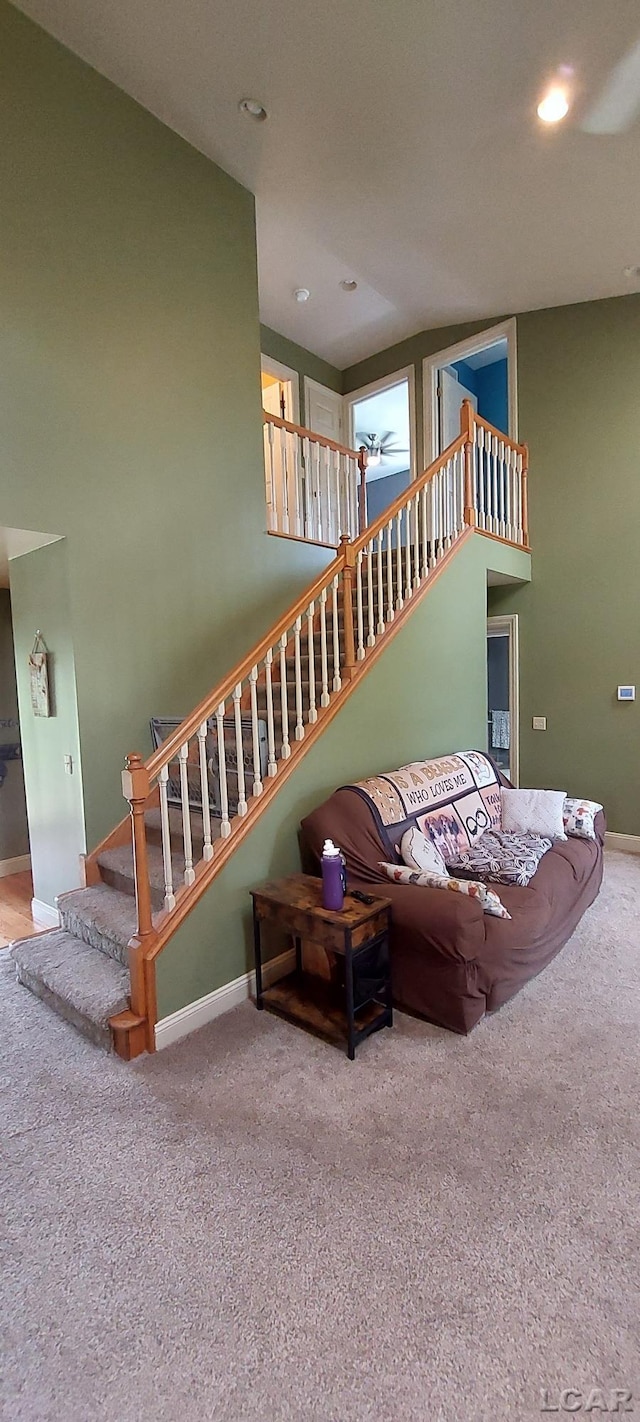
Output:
[321,839,345,911]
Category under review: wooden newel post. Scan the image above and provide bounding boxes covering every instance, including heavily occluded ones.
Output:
[357,448,368,533]
[461,398,476,528]
[339,534,357,681]
[122,752,153,941]
[521,446,530,548]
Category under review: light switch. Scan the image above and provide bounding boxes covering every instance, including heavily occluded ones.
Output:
[64,754,73,774]
[532,716,547,731]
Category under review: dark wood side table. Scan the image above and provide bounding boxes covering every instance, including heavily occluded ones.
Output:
[251,873,392,1060]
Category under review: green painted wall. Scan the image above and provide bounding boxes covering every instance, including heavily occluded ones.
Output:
[10,542,86,905]
[157,534,530,1017]
[0,3,331,892]
[0,589,30,863]
[260,325,343,423]
[344,294,640,834]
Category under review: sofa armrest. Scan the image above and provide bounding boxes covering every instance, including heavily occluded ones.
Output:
[379,880,486,965]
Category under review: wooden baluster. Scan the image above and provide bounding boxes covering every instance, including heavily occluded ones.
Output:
[355,550,365,660]
[461,398,476,529]
[395,512,403,608]
[158,763,176,911]
[264,649,278,773]
[366,541,375,645]
[376,530,385,633]
[278,634,291,756]
[358,449,368,534]
[404,500,412,597]
[339,536,357,682]
[306,603,318,722]
[521,448,530,548]
[233,682,249,807]
[197,719,214,861]
[122,753,154,942]
[319,589,330,705]
[386,519,394,620]
[178,742,196,885]
[331,574,341,691]
[293,617,305,738]
[215,702,231,837]
[249,666,264,794]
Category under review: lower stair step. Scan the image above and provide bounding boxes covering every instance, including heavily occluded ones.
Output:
[11,929,130,1051]
[58,884,138,966]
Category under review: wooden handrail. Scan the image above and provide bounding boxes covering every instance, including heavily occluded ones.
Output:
[350,433,467,554]
[146,550,346,776]
[472,409,527,456]
[263,410,362,464]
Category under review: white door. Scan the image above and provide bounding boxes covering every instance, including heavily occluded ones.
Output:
[439,369,477,453]
[304,378,344,443]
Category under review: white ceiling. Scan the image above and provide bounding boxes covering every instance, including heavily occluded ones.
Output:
[0,528,62,589]
[14,0,640,367]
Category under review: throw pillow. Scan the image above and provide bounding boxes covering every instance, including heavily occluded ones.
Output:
[400,826,449,878]
[380,861,511,919]
[563,797,603,840]
[501,787,567,840]
[447,830,552,886]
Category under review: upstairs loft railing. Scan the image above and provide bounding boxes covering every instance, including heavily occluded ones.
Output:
[263,411,368,544]
[93,400,528,1048]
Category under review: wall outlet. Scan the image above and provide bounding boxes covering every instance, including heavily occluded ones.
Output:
[532,716,547,731]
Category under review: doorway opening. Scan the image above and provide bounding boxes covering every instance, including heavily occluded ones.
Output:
[487,613,519,786]
[260,355,300,424]
[423,318,517,463]
[345,367,416,525]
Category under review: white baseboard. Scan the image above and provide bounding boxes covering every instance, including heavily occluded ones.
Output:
[155,947,296,1050]
[31,897,60,928]
[0,854,31,879]
[605,832,640,855]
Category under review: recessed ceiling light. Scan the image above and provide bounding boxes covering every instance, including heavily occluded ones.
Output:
[623,264,640,280]
[340,279,358,292]
[238,98,267,121]
[293,288,310,303]
[537,84,570,124]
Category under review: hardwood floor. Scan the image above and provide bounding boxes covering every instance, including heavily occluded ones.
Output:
[0,871,39,949]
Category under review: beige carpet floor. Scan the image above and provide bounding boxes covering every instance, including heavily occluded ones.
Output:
[2,851,639,1422]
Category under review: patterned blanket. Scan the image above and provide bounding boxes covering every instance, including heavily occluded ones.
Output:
[345,750,502,861]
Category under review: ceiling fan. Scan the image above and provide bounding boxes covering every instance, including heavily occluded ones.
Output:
[356,430,409,468]
[580,34,640,133]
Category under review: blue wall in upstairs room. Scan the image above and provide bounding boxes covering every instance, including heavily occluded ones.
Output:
[451,357,508,433]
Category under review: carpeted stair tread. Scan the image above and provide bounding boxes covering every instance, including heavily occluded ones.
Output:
[97,842,183,906]
[11,929,130,1050]
[58,884,139,966]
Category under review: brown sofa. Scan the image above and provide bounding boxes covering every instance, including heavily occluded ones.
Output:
[300,783,605,1034]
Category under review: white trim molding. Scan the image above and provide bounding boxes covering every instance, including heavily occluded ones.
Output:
[155,947,296,1050]
[260,353,301,424]
[487,613,520,788]
[0,854,31,879]
[31,898,60,928]
[344,365,417,482]
[605,832,640,855]
[423,317,518,466]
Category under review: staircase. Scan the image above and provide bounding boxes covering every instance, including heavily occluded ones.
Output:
[10,402,529,1057]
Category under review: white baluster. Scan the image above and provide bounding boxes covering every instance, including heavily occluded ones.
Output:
[232,683,248,813]
[504,447,513,542]
[302,436,311,538]
[249,666,264,795]
[490,434,498,532]
[215,703,231,839]
[332,450,341,542]
[291,430,302,538]
[264,423,275,531]
[279,633,291,758]
[350,456,358,536]
[331,575,341,692]
[412,492,420,588]
[264,649,278,775]
[197,720,213,861]
[306,603,318,723]
[386,519,394,620]
[293,617,305,739]
[516,451,523,542]
[280,425,290,534]
[158,763,176,911]
[395,513,403,608]
[420,486,428,578]
[366,542,375,645]
[178,741,196,886]
[356,550,365,659]
[404,500,412,597]
[319,589,330,705]
[377,530,385,633]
